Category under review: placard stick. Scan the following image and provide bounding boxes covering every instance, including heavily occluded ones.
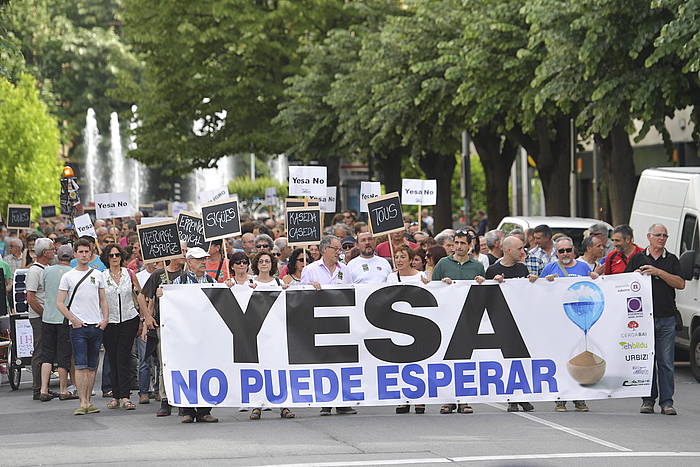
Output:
[268,205,273,219]
[222,239,230,281]
[417,205,422,231]
[388,237,396,271]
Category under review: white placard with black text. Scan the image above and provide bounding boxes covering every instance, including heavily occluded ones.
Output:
[198,187,229,205]
[401,179,437,206]
[360,181,381,212]
[313,186,337,213]
[94,192,131,218]
[74,214,97,238]
[288,166,327,198]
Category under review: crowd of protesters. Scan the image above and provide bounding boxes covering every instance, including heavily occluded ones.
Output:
[0,206,684,421]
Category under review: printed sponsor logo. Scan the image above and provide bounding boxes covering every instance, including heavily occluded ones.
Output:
[627,297,643,318]
[628,321,639,329]
[620,331,648,338]
[623,379,650,387]
[619,341,648,350]
[630,281,641,292]
[625,353,649,361]
[632,366,650,376]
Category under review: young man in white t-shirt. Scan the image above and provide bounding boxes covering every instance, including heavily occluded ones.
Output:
[347,232,392,284]
[56,239,109,415]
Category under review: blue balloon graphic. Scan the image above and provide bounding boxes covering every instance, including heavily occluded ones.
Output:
[562,281,605,333]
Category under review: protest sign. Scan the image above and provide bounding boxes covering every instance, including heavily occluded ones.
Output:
[141,217,173,225]
[288,166,327,198]
[41,205,57,218]
[83,207,97,224]
[286,206,322,246]
[161,273,654,407]
[7,205,31,229]
[74,214,97,238]
[137,220,183,264]
[170,202,188,219]
[201,198,241,241]
[360,181,381,212]
[285,198,319,208]
[95,192,131,218]
[264,187,278,206]
[312,186,337,213]
[401,179,437,206]
[367,192,404,235]
[176,211,210,250]
[198,187,229,205]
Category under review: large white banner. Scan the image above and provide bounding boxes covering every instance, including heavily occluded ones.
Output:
[161,273,654,408]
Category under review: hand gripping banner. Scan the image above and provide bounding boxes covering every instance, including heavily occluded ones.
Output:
[160,273,654,408]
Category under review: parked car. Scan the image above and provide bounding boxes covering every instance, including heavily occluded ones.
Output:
[629,167,700,381]
[497,216,612,251]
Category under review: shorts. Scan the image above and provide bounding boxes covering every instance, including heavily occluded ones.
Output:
[41,322,72,370]
[70,325,103,370]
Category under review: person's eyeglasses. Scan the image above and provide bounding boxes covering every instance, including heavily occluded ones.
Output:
[343,215,352,219]
[258,258,272,264]
[326,246,340,251]
[256,244,270,249]
[296,257,307,262]
[233,260,249,265]
[557,248,573,254]
[272,253,281,257]
[651,233,669,238]
[109,253,121,258]
[342,244,354,250]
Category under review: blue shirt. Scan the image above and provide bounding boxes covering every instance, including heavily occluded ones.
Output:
[70,256,106,272]
[540,260,591,278]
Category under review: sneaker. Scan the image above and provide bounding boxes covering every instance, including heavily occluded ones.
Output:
[156,400,172,417]
[181,415,194,423]
[519,402,535,412]
[507,403,519,412]
[661,406,677,415]
[73,407,88,416]
[138,394,150,404]
[640,402,654,414]
[555,401,567,412]
[336,407,357,415]
[574,401,589,412]
[319,407,332,416]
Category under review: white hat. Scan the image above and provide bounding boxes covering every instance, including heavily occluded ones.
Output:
[186,247,210,259]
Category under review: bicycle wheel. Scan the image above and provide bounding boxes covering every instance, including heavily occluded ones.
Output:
[9,364,20,390]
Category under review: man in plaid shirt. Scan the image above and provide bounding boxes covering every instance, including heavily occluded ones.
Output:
[525,224,557,276]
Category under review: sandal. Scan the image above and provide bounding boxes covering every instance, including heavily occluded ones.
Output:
[395,405,410,414]
[107,399,120,409]
[280,408,296,419]
[249,408,261,420]
[121,399,136,410]
[440,404,455,414]
[415,405,425,414]
[457,404,473,414]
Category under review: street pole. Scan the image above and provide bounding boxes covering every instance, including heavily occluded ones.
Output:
[592,140,600,219]
[570,118,577,217]
[461,131,471,221]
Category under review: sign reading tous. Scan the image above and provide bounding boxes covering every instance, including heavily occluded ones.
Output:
[137,220,183,264]
[286,206,322,246]
[264,187,278,206]
[41,205,57,218]
[401,179,437,206]
[7,205,31,229]
[312,186,337,213]
[360,181,381,212]
[95,192,131,218]
[176,211,210,250]
[367,192,404,235]
[201,198,241,241]
[198,187,229,205]
[74,214,97,238]
[288,166,327,198]
[285,198,319,208]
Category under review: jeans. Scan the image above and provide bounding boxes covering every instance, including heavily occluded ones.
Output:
[70,325,103,370]
[643,316,676,408]
[136,335,159,395]
[101,352,112,393]
[103,316,139,400]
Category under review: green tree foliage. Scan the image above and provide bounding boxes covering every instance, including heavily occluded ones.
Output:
[228,177,288,201]
[0,75,63,217]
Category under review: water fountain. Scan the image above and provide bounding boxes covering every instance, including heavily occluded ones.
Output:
[109,112,126,195]
[84,108,101,203]
[193,155,234,208]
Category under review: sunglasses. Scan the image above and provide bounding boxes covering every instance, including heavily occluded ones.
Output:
[342,244,354,250]
[233,260,249,265]
[256,244,270,249]
[296,257,307,262]
[272,253,281,257]
[109,253,121,258]
[557,248,574,254]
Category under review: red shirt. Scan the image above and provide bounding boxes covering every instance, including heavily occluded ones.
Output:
[604,244,643,275]
[375,240,418,259]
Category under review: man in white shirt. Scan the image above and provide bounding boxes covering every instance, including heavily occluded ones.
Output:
[347,232,392,284]
[57,239,109,416]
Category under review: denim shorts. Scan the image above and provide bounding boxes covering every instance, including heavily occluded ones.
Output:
[70,325,103,370]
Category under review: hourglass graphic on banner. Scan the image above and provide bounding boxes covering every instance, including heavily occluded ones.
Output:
[562,282,607,385]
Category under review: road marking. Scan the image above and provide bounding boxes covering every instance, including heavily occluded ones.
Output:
[261,452,700,467]
[486,402,631,452]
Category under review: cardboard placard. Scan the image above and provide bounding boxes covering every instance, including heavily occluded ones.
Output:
[41,205,57,218]
[74,214,97,238]
[286,206,322,246]
[367,192,404,235]
[198,187,229,205]
[360,181,381,212]
[264,187,278,206]
[7,204,31,229]
[401,179,437,206]
[137,220,183,264]
[288,166,327,198]
[83,207,97,224]
[176,211,210,251]
[201,198,241,241]
[285,198,319,208]
[95,192,131,218]
[312,186,337,213]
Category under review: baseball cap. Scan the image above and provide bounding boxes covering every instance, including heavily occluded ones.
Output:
[186,247,210,259]
[57,245,74,260]
[341,236,356,246]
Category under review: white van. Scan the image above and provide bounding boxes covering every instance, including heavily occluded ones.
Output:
[629,167,700,381]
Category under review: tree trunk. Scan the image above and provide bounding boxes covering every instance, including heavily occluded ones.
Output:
[471,127,518,229]
[596,125,636,225]
[375,149,404,195]
[419,153,456,233]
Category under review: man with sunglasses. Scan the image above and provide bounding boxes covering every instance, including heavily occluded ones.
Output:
[626,224,685,416]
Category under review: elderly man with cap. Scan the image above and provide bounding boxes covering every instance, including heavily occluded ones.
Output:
[171,246,218,423]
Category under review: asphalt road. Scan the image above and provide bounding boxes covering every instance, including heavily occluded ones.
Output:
[1,364,698,467]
